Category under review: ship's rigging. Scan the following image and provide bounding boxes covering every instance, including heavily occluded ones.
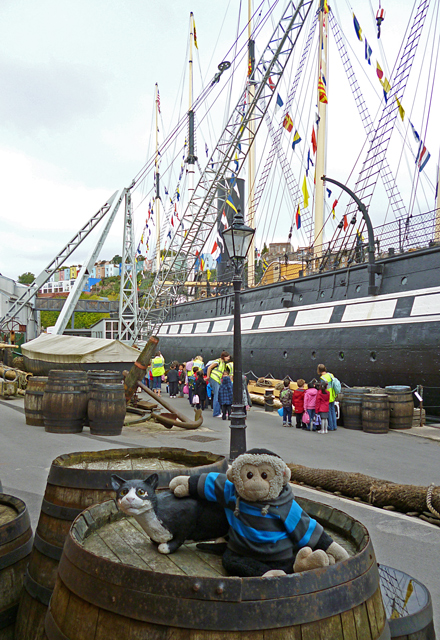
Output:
[1,0,439,342]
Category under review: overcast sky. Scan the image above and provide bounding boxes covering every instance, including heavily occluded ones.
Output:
[0,0,438,281]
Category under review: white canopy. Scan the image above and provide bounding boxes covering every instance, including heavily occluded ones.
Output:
[21,333,139,364]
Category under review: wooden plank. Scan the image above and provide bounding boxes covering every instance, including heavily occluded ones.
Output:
[318,614,344,640]
[83,529,121,563]
[263,627,302,640]
[187,543,227,576]
[371,586,387,634]
[165,544,224,578]
[61,588,100,640]
[96,520,153,569]
[366,591,379,638]
[110,457,132,471]
[340,609,357,640]
[94,608,134,639]
[0,503,16,525]
[301,620,322,640]
[353,602,373,640]
[118,518,187,575]
[128,618,170,640]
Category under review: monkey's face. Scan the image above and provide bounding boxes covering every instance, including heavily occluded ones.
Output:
[239,463,276,501]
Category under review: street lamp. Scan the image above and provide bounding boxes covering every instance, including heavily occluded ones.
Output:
[222,209,255,461]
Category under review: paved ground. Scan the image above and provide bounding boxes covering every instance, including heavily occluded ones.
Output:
[1,392,439,633]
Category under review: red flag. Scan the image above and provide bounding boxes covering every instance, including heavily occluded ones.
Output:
[332,199,338,210]
[268,76,275,91]
[311,127,317,154]
[318,77,328,104]
[343,215,348,230]
[376,61,384,82]
[283,113,293,132]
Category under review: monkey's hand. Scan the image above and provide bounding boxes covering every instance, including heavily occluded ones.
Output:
[326,541,349,565]
[169,476,190,498]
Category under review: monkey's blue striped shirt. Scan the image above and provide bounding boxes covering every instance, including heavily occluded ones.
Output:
[188,472,332,562]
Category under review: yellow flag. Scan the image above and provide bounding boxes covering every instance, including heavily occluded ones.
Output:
[382,77,391,93]
[395,96,405,121]
[207,269,211,281]
[302,176,309,209]
[193,19,198,49]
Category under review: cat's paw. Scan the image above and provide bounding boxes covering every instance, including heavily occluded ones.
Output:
[158,543,171,554]
[169,476,190,497]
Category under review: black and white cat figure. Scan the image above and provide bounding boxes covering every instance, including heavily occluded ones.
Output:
[111,473,229,554]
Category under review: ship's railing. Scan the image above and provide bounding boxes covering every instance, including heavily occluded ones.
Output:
[374,208,440,253]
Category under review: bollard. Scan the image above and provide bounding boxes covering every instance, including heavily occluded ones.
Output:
[264,388,274,412]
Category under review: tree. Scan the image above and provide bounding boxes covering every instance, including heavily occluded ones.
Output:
[262,243,269,255]
[18,272,35,285]
[111,255,122,265]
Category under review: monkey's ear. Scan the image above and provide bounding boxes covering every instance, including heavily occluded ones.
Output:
[282,465,291,485]
[226,467,234,482]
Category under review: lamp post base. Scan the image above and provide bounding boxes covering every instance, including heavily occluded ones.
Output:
[229,403,247,461]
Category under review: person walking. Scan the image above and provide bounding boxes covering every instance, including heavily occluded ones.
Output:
[166,364,179,398]
[151,351,165,396]
[317,364,337,431]
[207,351,231,417]
[218,371,233,420]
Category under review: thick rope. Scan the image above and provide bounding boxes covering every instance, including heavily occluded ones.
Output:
[426,484,440,518]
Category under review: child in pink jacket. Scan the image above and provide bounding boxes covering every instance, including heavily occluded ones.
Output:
[303,380,318,431]
[315,381,330,433]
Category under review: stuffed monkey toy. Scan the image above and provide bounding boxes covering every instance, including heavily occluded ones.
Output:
[169,448,349,577]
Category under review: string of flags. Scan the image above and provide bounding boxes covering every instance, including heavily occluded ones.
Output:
[351,11,430,172]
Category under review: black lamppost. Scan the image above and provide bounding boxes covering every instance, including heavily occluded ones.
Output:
[222,209,256,461]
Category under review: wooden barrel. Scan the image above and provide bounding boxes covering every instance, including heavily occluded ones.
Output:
[88,383,126,436]
[24,377,48,426]
[84,371,123,426]
[45,497,390,640]
[362,394,390,434]
[42,371,88,434]
[342,388,372,430]
[87,370,123,386]
[0,494,33,640]
[14,447,228,640]
[385,386,414,430]
[378,564,435,639]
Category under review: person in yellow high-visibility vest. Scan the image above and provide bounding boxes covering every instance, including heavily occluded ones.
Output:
[151,351,165,396]
[207,351,231,417]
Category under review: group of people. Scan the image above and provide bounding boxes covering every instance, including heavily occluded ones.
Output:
[279,364,338,433]
[145,353,337,431]
[145,350,252,421]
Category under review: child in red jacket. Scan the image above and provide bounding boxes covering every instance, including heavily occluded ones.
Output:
[292,379,306,429]
[315,381,330,433]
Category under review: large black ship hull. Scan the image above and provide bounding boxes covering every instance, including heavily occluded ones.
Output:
[157,246,440,414]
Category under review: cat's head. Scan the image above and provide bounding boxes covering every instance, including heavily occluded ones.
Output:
[111,474,159,516]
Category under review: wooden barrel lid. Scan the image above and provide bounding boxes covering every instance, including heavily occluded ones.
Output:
[47,447,228,490]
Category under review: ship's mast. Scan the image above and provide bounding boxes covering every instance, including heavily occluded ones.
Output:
[155,82,161,273]
[187,13,197,218]
[314,0,329,256]
[436,162,440,242]
[247,0,256,287]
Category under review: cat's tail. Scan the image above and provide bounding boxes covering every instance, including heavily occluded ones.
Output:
[196,541,228,556]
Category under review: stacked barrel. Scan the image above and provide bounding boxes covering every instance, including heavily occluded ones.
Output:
[24,370,126,437]
[339,385,414,433]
